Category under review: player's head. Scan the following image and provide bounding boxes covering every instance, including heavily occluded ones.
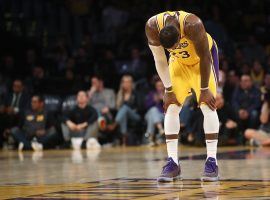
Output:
[159,25,180,49]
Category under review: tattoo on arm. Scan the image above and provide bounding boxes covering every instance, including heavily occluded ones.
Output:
[185,14,212,88]
[145,17,161,46]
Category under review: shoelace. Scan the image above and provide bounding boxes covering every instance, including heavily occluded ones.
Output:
[162,159,176,173]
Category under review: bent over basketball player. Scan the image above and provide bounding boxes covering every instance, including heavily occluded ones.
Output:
[146,11,219,182]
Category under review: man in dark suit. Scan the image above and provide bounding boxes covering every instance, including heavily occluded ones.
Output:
[5,79,29,115]
[0,79,30,146]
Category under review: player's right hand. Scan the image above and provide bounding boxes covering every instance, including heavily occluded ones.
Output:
[163,92,181,113]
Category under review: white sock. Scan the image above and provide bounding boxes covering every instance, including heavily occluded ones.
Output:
[164,104,181,165]
[206,139,218,163]
[166,139,178,164]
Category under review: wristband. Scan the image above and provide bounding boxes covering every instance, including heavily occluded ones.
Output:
[165,87,173,93]
[200,87,209,91]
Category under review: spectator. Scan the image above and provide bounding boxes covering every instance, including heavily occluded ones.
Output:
[244,100,270,147]
[223,70,239,103]
[108,75,141,146]
[144,77,164,146]
[261,74,270,101]
[25,49,37,69]
[239,63,251,76]
[11,95,58,151]
[74,47,94,76]
[96,50,118,89]
[216,93,239,145]
[232,74,261,135]
[88,75,116,132]
[217,70,226,94]
[118,48,147,81]
[128,48,147,81]
[4,79,29,129]
[61,69,82,95]
[2,55,16,77]
[234,49,246,69]
[250,60,264,87]
[26,66,46,94]
[242,35,266,63]
[61,91,99,150]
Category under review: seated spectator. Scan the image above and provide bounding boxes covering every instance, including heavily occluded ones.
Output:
[217,70,226,94]
[239,63,251,76]
[11,95,58,151]
[242,35,265,63]
[26,66,46,94]
[5,79,29,115]
[245,100,270,147]
[261,74,270,101]
[96,50,118,90]
[128,48,147,81]
[250,60,264,87]
[118,48,147,82]
[223,70,239,103]
[61,91,99,150]
[108,75,141,146]
[2,79,30,136]
[88,75,116,132]
[144,77,164,146]
[216,93,239,145]
[232,74,261,135]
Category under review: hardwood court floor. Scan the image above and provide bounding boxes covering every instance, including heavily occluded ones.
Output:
[1,145,270,199]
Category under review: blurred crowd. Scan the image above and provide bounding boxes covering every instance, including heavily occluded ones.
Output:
[1,0,270,150]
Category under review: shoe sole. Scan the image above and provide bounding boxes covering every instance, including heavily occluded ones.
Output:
[157,175,182,182]
[201,176,219,182]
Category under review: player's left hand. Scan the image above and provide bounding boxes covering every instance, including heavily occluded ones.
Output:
[199,89,216,110]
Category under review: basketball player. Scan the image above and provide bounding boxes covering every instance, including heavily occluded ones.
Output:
[146,11,219,182]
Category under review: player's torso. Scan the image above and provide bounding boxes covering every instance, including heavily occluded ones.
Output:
[156,11,213,66]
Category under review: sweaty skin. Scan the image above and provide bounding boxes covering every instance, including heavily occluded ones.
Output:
[145,14,216,111]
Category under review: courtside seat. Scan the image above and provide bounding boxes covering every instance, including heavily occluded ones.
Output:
[62,95,77,113]
[44,95,62,113]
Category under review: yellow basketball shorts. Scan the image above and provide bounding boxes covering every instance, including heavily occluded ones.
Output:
[168,43,219,105]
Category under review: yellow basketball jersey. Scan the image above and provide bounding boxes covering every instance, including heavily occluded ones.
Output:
[156,11,213,65]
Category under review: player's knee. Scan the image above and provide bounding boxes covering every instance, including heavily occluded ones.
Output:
[165,104,181,135]
[166,104,181,115]
[200,104,219,133]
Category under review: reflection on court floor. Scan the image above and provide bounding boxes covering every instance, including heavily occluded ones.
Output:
[1,146,270,199]
[5,178,270,199]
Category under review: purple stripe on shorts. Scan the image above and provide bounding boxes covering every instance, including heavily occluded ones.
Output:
[211,41,219,83]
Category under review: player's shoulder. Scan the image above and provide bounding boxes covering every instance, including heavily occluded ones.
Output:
[184,13,204,36]
[145,15,160,45]
[145,15,157,30]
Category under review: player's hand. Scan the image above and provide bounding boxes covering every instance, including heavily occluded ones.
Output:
[199,89,216,110]
[163,92,181,113]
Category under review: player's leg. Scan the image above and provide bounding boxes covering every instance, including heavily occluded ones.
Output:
[201,41,219,181]
[200,104,219,181]
[192,41,219,181]
[157,58,189,182]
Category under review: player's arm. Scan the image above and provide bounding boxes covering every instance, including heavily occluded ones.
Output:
[145,17,172,90]
[185,14,216,110]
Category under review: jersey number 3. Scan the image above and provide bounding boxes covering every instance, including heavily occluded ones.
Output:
[179,51,190,58]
